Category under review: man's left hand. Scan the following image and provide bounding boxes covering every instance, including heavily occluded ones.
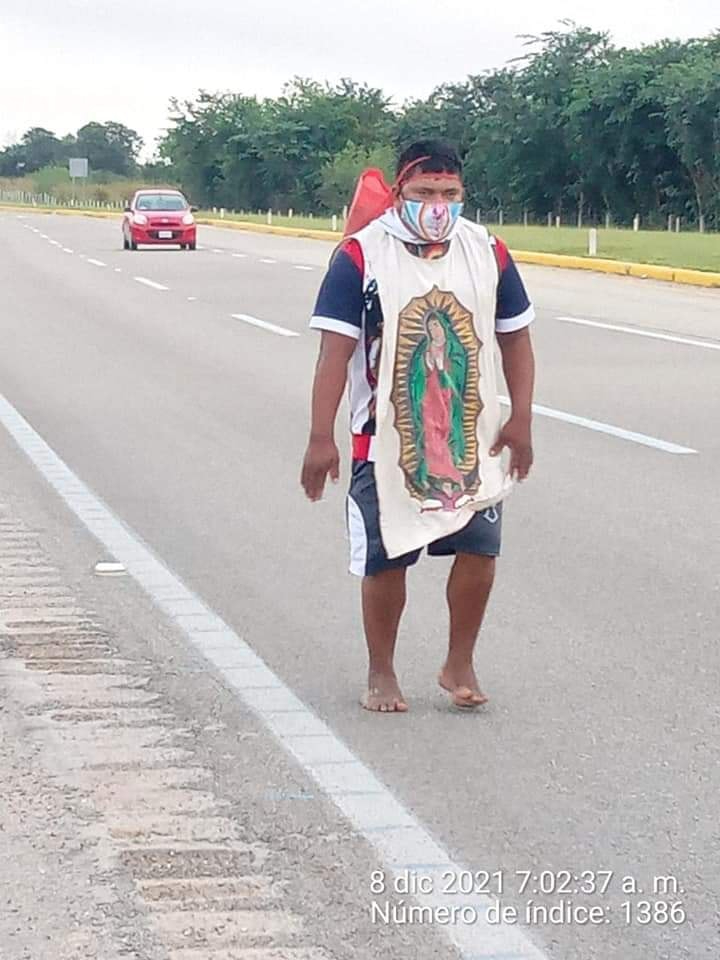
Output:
[490,415,533,480]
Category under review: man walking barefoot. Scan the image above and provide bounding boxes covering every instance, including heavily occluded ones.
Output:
[301,140,535,712]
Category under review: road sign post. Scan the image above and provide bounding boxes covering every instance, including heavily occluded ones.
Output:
[68,158,89,206]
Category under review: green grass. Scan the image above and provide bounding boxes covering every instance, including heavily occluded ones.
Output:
[201,210,338,231]
[207,212,720,272]
[4,199,720,272]
[496,225,720,272]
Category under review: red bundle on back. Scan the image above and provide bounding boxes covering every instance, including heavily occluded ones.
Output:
[343,168,394,236]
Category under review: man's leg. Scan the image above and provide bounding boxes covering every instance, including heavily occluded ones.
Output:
[361,568,408,712]
[439,553,496,707]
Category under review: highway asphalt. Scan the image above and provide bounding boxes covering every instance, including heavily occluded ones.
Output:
[1,210,718,959]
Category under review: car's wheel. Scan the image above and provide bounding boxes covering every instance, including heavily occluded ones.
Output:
[180,243,187,251]
[188,240,197,251]
[130,238,138,251]
[123,234,130,250]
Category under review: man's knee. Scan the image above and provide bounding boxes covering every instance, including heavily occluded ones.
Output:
[454,552,496,586]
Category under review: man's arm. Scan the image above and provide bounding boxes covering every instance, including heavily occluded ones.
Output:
[301,331,357,501]
[491,327,535,480]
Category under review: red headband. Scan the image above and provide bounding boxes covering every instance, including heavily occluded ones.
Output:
[393,156,462,193]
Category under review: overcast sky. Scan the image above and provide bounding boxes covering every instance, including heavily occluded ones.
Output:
[1,0,717,157]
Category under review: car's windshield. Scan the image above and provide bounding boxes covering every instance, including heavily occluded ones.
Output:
[135,194,187,211]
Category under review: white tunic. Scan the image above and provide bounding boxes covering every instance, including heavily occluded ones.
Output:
[351,217,514,559]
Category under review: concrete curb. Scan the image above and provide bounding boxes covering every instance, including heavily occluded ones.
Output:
[197,217,340,242]
[510,249,720,289]
[4,205,719,289]
[195,219,720,289]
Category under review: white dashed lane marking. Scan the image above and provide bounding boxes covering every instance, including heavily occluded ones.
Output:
[63,248,73,254]
[231,313,299,338]
[87,258,106,267]
[259,258,277,264]
[134,277,169,291]
[293,265,314,271]
[498,396,697,454]
[557,315,720,352]
[232,253,247,259]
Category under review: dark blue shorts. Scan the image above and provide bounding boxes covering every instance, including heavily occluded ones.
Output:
[346,460,502,577]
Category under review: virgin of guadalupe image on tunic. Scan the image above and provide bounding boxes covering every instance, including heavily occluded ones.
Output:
[391,286,484,511]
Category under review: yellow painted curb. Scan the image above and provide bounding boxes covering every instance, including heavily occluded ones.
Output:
[627,263,675,282]
[0,204,120,219]
[672,267,720,288]
[4,205,720,288]
[511,249,720,288]
[197,217,339,241]
[513,250,631,276]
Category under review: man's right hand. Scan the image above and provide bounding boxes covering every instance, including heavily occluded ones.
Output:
[301,436,340,501]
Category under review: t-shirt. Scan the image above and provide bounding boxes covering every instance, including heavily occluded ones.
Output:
[310,235,534,436]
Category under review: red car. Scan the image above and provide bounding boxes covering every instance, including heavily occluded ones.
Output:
[123,189,197,250]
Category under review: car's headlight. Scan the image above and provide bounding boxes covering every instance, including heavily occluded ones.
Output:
[182,213,195,225]
[133,213,148,225]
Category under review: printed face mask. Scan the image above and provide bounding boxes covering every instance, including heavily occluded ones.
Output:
[399,199,463,242]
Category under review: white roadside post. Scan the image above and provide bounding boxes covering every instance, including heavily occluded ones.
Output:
[633,214,640,232]
[588,227,598,257]
[555,215,561,228]
[676,216,681,233]
[668,214,673,231]
[267,209,272,225]
[331,214,338,231]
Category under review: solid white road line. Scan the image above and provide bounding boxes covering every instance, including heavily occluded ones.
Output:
[498,396,697,455]
[557,316,720,351]
[87,258,106,267]
[134,276,169,291]
[259,258,277,264]
[231,313,299,338]
[0,390,547,960]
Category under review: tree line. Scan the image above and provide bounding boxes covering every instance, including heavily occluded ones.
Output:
[3,25,719,228]
[0,121,144,179]
[159,26,720,229]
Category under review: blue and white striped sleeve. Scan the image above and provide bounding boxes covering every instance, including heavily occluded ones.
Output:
[309,246,364,340]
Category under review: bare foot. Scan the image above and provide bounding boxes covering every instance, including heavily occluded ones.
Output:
[362,671,408,713]
[439,663,488,708]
